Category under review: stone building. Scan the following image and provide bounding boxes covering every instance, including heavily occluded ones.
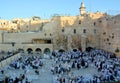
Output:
[0,2,120,56]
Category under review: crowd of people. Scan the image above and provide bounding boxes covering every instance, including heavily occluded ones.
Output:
[0,48,120,83]
[0,54,43,83]
[51,48,120,83]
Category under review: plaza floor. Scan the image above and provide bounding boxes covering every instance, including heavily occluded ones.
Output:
[1,58,99,83]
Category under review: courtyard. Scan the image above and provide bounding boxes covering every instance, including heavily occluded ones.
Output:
[0,48,120,83]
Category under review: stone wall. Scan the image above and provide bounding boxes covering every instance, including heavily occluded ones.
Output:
[1,3,119,55]
[0,53,21,68]
[97,15,120,56]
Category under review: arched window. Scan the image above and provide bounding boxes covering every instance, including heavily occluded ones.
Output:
[74,29,76,34]
[79,20,81,24]
[62,29,64,32]
[50,33,52,36]
[83,29,86,33]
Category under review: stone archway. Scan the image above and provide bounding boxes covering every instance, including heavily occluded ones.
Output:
[72,49,78,52]
[35,48,42,54]
[44,48,51,54]
[86,47,93,52]
[58,49,65,53]
[43,48,51,59]
[27,48,33,54]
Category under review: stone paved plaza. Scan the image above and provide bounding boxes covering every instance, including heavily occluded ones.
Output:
[0,53,100,83]
[0,58,98,83]
[0,49,120,83]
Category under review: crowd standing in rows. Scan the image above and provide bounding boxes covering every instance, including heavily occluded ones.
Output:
[51,48,120,83]
[0,48,120,83]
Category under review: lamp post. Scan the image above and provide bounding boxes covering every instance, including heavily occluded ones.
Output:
[2,30,4,44]
[11,42,15,53]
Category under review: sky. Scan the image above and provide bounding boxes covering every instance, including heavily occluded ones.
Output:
[0,0,120,20]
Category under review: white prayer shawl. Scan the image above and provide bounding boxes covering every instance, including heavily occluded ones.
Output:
[65,77,69,83]
[117,70,120,77]
[16,62,20,68]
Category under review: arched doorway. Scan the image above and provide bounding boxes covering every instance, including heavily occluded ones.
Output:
[72,49,78,52]
[35,48,42,54]
[44,48,51,54]
[27,48,33,54]
[58,49,65,56]
[86,47,93,52]
[58,49,65,53]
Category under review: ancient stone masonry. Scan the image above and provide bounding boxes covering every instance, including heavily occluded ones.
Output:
[0,2,120,56]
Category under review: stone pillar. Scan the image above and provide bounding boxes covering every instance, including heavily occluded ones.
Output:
[81,35,87,51]
[67,35,72,51]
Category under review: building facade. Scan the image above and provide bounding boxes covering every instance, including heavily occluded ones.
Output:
[0,2,120,56]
